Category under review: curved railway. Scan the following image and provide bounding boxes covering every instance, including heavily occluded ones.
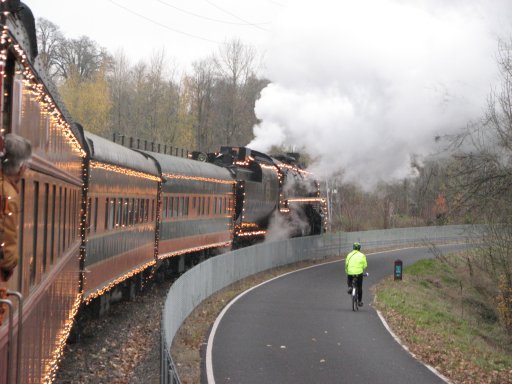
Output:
[0,3,326,383]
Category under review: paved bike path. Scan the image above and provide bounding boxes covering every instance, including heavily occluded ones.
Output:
[207,244,471,384]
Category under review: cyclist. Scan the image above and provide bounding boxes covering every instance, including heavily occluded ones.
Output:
[345,242,367,306]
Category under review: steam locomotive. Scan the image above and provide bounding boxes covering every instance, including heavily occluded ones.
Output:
[0,3,326,383]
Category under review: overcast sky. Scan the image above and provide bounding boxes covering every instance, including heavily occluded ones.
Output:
[26,0,512,187]
[27,0,281,69]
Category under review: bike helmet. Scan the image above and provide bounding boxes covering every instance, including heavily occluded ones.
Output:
[353,242,361,251]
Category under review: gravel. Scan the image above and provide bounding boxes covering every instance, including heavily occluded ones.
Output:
[55,279,173,384]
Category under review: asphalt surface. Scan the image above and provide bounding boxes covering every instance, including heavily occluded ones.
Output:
[207,244,473,384]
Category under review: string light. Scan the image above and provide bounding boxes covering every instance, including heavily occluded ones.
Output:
[287,198,327,204]
[42,294,82,384]
[236,230,267,237]
[158,241,232,261]
[91,161,161,182]
[84,260,157,304]
[163,172,235,185]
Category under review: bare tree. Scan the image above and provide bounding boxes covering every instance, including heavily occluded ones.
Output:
[211,39,263,147]
[108,50,134,137]
[446,39,512,332]
[54,35,111,81]
[188,57,215,151]
[36,17,64,82]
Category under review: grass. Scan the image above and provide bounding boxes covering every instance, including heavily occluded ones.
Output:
[374,253,512,384]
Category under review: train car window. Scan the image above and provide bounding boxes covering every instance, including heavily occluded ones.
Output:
[110,198,116,230]
[171,197,176,217]
[129,199,134,226]
[145,199,149,222]
[179,197,184,217]
[123,199,129,227]
[104,198,109,230]
[62,188,68,252]
[73,190,78,241]
[113,198,118,228]
[67,189,72,246]
[42,183,49,274]
[50,185,56,264]
[133,198,139,224]
[213,197,217,214]
[70,189,74,244]
[67,189,72,245]
[30,181,39,287]
[18,179,25,288]
[73,190,77,240]
[71,191,75,241]
[163,196,168,219]
[151,199,155,222]
[93,197,99,232]
[129,198,134,226]
[118,198,123,227]
[10,67,23,135]
[207,197,210,216]
[184,197,189,216]
[202,197,205,215]
[114,198,119,228]
[192,197,196,210]
[74,190,78,240]
[87,197,92,234]
[57,187,62,258]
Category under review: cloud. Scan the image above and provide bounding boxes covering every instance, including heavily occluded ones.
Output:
[249,0,512,188]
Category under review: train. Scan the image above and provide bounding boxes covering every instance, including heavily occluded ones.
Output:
[0,2,326,384]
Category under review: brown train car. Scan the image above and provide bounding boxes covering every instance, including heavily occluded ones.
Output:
[0,3,87,383]
[82,133,160,311]
[144,151,234,269]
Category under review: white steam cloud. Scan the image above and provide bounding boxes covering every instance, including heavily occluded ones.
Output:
[250,0,512,187]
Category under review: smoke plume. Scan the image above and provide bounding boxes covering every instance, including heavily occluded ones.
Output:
[249,0,512,188]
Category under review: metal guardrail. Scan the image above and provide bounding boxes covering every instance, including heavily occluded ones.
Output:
[160,224,485,383]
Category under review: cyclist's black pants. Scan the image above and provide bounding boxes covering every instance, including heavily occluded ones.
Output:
[347,274,363,302]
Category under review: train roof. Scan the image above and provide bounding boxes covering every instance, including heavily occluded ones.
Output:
[3,2,87,151]
[144,151,234,182]
[85,132,159,176]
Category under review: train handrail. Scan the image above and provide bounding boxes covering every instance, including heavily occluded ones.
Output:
[0,290,23,384]
[7,291,23,384]
[0,298,14,384]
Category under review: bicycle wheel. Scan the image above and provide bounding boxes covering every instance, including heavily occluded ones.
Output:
[352,287,358,311]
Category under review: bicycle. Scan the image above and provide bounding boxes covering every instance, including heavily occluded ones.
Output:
[349,272,368,311]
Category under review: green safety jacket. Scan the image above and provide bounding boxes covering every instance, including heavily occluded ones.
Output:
[345,250,367,275]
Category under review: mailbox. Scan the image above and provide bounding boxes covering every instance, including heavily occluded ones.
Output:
[394,259,403,280]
